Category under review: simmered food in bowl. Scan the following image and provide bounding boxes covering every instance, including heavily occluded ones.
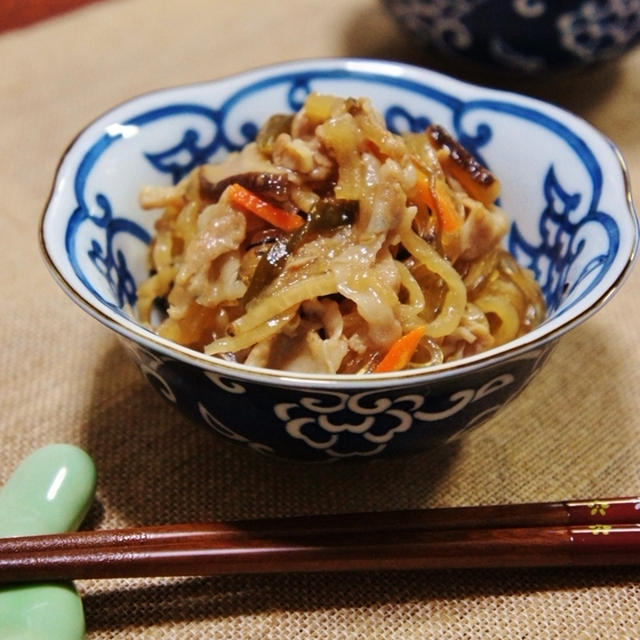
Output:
[40,58,637,459]
[137,93,545,375]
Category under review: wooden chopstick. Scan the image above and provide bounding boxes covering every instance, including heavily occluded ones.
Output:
[1,496,639,582]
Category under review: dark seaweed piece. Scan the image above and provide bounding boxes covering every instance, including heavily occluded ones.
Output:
[426,124,497,193]
[256,113,294,154]
[305,198,358,232]
[242,198,359,305]
[199,171,291,204]
[242,236,291,304]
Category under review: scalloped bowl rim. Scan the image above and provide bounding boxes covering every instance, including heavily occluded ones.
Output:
[40,57,639,389]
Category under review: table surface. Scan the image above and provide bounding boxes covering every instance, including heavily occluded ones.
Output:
[2,1,640,637]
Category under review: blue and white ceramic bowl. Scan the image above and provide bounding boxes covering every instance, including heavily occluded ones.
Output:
[382,0,640,73]
[40,59,638,461]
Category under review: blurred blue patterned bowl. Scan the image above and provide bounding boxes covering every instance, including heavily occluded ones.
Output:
[382,0,640,72]
[40,59,638,461]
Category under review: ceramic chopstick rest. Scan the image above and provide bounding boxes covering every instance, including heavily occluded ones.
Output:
[0,444,96,639]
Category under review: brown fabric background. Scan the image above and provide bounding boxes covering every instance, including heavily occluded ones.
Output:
[2,0,640,637]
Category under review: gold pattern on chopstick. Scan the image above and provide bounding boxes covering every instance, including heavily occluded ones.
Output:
[587,501,610,517]
[588,524,612,535]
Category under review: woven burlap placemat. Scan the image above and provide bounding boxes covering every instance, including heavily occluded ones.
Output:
[1,0,640,637]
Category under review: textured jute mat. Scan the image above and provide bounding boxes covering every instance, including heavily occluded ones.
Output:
[1,0,640,637]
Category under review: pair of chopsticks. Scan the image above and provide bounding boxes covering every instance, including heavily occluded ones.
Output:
[2,496,640,582]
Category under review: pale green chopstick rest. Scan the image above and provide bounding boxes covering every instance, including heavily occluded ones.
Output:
[0,444,97,640]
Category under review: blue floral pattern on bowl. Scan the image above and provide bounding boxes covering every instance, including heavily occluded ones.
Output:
[41,59,638,460]
[382,0,640,72]
[121,338,555,461]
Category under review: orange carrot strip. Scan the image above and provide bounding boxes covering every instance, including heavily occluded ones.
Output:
[412,172,438,213]
[410,170,462,234]
[227,183,304,232]
[374,326,426,373]
[433,178,463,233]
